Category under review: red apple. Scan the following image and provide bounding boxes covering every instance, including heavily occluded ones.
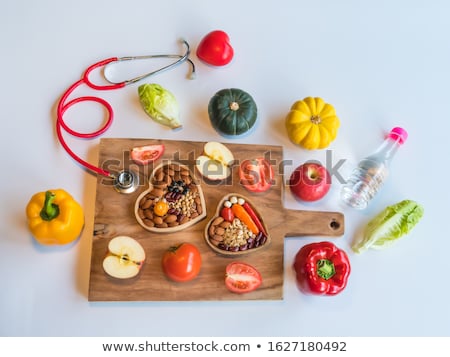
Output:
[289,162,331,202]
[196,30,234,66]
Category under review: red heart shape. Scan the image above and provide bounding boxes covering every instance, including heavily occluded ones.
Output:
[196,30,234,66]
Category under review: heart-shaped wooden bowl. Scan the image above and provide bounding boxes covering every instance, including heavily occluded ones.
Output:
[204,193,271,256]
[135,161,207,233]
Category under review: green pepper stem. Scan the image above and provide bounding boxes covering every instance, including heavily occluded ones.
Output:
[317,259,335,280]
[40,191,60,221]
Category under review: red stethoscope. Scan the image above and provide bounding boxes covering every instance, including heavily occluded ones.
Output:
[56,39,195,189]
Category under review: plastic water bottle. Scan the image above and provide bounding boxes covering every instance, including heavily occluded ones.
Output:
[340,127,408,209]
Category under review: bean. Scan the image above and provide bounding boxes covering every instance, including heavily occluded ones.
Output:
[218,243,229,251]
[260,235,267,245]
[179,216,189,224]
[255,231,263,242]
[239,244,248,251]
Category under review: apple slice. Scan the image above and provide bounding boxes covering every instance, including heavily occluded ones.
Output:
[204,141,234,165]
[102,236,146,279]
[196,142,234,181]
[196,155,231,181]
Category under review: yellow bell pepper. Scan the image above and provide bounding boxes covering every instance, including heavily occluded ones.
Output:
[26,189,84,245]
[285,97,340,150]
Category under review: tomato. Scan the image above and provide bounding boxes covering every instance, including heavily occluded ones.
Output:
[239,158,274,193]
[220,206,234,222]
[153,199,169,216]
[130,144,164,165]
[161,243,202,282]
[225,262,262,294]
[196,30,234,66]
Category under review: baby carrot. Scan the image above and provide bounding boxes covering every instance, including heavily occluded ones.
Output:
[231,203,259,235]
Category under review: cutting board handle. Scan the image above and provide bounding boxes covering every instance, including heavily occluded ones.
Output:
[280,209,344,237]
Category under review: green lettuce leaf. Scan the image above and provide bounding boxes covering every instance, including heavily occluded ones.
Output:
[138,83,181,129]
[352,199,424,254]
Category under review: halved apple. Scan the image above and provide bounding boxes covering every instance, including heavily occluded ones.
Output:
[102,236,146,279]
[196,142,234,181]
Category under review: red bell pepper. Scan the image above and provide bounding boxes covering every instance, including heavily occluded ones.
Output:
[293,241,351,296]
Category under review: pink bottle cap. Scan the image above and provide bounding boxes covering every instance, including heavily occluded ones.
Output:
[388,127,408,144]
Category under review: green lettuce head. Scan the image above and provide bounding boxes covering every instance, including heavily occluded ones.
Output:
[138,83,181,129]
[352,199,424,254]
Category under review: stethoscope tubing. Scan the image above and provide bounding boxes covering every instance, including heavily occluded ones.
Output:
[56,78,114,177]
[56,39,195,179]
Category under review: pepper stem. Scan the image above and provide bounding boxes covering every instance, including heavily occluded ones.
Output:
[316,259,335,280]
[40,191,60,221]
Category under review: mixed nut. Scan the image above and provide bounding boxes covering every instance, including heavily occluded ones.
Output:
[137,163,203,229]
[206,195,269,253]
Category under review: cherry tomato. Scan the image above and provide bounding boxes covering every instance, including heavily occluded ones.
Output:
[162,243,202,282]
[196,30,234,66]
[239,158,274,193]
[225,262,262,294]
[153,199,169,216]
[220,206,234,222]
[130,144,164,165]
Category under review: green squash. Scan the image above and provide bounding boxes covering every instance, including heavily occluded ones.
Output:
[208,88,258,137]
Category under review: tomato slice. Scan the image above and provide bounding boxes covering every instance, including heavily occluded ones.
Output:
[130,144,164,165]
[225,262,262,294]
[239,158,274,193]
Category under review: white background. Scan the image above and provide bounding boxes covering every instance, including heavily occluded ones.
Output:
[1,0,448,337]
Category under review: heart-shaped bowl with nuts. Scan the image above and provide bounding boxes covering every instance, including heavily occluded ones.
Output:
[135,161,207,233]
[204,193,271,256]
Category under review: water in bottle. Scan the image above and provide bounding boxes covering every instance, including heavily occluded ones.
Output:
[340,127,408,209]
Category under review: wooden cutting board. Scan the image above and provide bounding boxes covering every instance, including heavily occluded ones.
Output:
[88,138,344,301]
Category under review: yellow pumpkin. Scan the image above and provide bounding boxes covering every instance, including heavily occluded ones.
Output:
[285,97,340,150]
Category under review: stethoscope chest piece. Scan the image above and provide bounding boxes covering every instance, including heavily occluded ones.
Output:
[113,170,139,194]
